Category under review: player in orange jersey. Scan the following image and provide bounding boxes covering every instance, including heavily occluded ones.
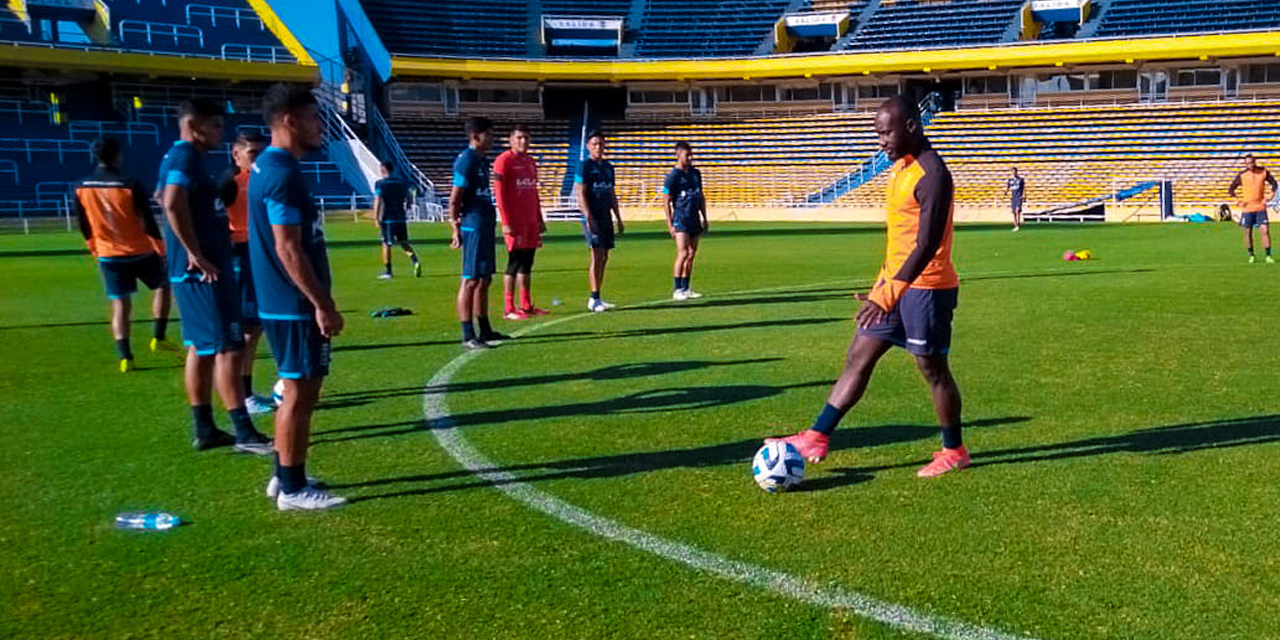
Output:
[1228,153,1278,264]
[218,130,273,413]
[72,137,172,372]
[494,124,548,319]
[767,96,968,478]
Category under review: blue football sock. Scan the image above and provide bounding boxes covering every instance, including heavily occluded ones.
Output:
[591,291,601,301]
[811,403,847,435]
[191,405,216,438]
[278,463,307,495]
[461,321,476,342]
[673,277,681,290]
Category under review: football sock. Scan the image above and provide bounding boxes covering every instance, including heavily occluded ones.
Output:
[461,321,476,342]
[679,277,690,290]
[591,290,601,301]
[941,425,963,450]
[673,276,681,290]
[228,406,256,441]
[477,316,494,335]
[519,287,532,310]
[811,403,847,436]
[503,289,516,313]
[153,317,168,341]
[409,252,419,263]
[242,375,253,398]
[684,275,692,290]
[115,339,133,361]
[1248,249,1255,256]
[1268,248,1273,257]
[278,463,307,495]
[382,261,392,275]
[192,404,217,438]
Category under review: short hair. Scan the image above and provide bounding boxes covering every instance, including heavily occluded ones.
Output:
[380,160,395,172]
[586,130,605,142]
[466,116,493,136]
[879,95,922,125]
[675,141,692,152]
[510,123,530,136]
[262,83,317,127]
[1244,153,1255,160]
[176,98,224,121]
[234,130,267,146]
[91,136,121,166]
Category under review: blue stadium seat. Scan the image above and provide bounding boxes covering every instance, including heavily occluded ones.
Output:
[844,0,1024,51]
[1095,0,1280,37]
[360,0,530,57]
[635,0,794,57]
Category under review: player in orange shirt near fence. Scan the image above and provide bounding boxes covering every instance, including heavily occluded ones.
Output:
[767,96,969,478]
[1228,153,1278,264]
[493,124,549,319]
[218,130,274,413]
[72,137,173,372]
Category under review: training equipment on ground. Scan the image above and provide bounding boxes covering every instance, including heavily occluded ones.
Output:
[1062,250,1080,262]
[752,442,805,493]
[271,379,286,407]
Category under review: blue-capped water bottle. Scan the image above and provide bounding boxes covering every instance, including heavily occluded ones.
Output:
[114,512,182,531]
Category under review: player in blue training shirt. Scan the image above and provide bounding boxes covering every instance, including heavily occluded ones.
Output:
[1004,166,1025,232]
[373,160,420,279]
[574,130,625,312]
[248,84,347,511]
[663,141,709,301]
[450,116,510,349]
[158,98,270,455]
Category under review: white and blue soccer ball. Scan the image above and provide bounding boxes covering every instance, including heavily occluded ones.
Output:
[752,441,805,493]
[271,378,286,407]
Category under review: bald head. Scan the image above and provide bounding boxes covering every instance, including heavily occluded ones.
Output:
[875,96,925,161]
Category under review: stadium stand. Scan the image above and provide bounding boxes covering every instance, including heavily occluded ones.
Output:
[1095,0,1280,38]
[0,80,358,218]
[360,0,530,57]
[635,0,794,57]
[836,101,1280,212]
[0,0,296,63]
[542,1,632,16]
[843,0,1023,51]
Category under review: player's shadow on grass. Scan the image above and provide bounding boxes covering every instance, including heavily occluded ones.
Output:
[315,379,830,442]
[315,357,783,411]
[962,268,1155,284]
[335,415,1030,502]
[967,414,1280,469]
[626,288,855,312]
[514,317,842,346]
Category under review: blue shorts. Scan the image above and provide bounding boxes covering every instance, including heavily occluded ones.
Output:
[1240,211,1269,228]
[173,279,244,356]
[460,224,496,280]
[262,319,330,380]
[582,214,615,250]
[381,221,408,245]
[857,288,958,357]
[672,216,703,236]
[232,244,260,329]
[99,253,166,300]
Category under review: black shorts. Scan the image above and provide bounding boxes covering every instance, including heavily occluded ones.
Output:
[99,253,166,300]
[381,221,408,245]
[582,215,615,250]
[506,248,537,275]
[857,288,958,357]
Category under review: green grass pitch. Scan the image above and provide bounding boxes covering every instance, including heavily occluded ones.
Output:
[4,218,1280,639]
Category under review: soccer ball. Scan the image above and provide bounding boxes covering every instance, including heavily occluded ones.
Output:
[271,378,286,407]
[752,442,805,493]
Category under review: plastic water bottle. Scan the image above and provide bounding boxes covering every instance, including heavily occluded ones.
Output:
[114,512,182,531]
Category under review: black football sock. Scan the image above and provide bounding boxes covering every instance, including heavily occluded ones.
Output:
[810,403,846,436]
[192,405,217,439]
[279,463,307,495]
[941,424,964,450]
[228,406,257,441]
[242,375,253,398]
[477,316,494,335]
[152,317,168,341]
[115,339,133,361]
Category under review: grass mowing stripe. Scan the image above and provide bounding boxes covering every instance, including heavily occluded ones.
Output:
[422,284,1039,640]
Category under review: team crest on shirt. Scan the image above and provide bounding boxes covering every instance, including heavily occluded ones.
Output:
[516,178,538,189]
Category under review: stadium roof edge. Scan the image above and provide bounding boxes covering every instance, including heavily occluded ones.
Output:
[390,31,1280,81]
[0,44,320,83]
